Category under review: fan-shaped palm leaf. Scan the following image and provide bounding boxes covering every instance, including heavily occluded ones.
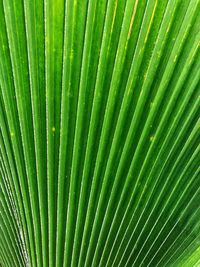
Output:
[0,0,199,266]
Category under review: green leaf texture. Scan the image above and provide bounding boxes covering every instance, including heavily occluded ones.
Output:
[0,0,199,266]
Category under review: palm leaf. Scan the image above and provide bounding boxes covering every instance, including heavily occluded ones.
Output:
[0,0,199,266]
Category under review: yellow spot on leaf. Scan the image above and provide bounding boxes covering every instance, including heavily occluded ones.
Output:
[166,26,170,33]
[70,49,74,61]
[150,135,154,142]
[128,0,138,39]
[174,55,177,62]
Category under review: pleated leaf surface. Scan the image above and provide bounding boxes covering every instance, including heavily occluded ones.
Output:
[0,0,200,266]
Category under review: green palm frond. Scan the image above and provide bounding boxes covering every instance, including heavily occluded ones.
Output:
[0,0,200,266]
